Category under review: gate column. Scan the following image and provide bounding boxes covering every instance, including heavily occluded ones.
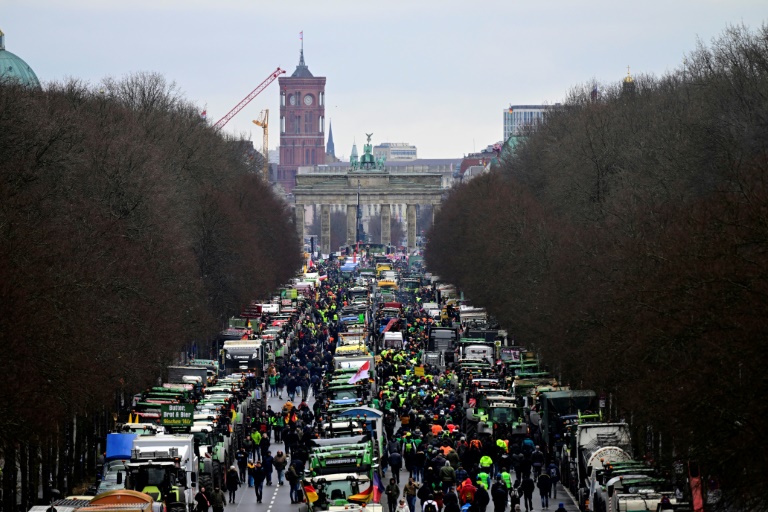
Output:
[347,204,357,246]
[406,204,417,250]
[380,204,391,246]
[295,204,305,243]
[320,204,331,255]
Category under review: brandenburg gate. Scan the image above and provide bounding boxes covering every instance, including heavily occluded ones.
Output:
[292,135,443,254]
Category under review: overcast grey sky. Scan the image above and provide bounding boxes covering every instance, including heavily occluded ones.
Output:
[4,0,765,158]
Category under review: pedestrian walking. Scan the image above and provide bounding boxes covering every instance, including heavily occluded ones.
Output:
[195,487,210,512]
[263,451,274,486]
[491,479,508,512]
[386,478,401,512]
[226,466,240,503]
[210,486,226,512]
[519,476,535,512]
[546,463,560,499]
[537,473,551,509]
[404,477,420,512]
[235,448,248,483]
[389,451,403,484]
[473,481,490,512]
[287,463,301,503]
[273,450,287,486]
[253,461,267,503]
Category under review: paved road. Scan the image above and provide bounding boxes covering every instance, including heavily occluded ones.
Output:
[225,390,305,512]
[227,389,580,512]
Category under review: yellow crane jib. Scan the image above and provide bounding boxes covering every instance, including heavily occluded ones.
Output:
[253,109,269,180]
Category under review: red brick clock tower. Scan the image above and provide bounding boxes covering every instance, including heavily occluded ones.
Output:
[277,45,326,193]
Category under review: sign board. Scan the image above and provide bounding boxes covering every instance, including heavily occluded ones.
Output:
[414,366,425,377]
[500,348,521,362]
[160,404,194,427]
[281,299,292,306]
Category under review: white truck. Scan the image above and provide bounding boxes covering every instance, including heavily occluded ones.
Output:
[564,422,633,511]
[124,433,198,512]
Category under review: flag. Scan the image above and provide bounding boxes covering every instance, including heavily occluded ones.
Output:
[373,472,385,504]
[348,486,373,503]
[348,360,370,384]
[300,31,303,41]
[318,274,328,281]
[304,485,318,503]
[200,110,207,119]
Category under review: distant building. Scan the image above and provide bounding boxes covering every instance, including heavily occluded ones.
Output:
[0,29,41,88]
[276,44,326,194]
[373,142,418,161]
[459,142,504,181]
[503,105,549,141]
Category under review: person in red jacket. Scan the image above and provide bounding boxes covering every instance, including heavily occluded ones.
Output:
[458,478,477,504]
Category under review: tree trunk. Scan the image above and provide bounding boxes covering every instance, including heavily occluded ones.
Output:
[57,423,67,494]
[3,441,17,512]
[20,441,28,512]
[30,438,41,507]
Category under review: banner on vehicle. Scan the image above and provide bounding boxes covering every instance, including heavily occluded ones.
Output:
[160,404,194,427]
[500,348,521,362]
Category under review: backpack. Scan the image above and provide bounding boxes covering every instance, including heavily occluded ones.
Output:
[424,503,438,512]
[549,466,558,478]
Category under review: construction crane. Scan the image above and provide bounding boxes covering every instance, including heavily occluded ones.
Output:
[252,109,269,180]
[213,67,285,130]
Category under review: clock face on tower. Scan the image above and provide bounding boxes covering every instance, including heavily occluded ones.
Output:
[304,95,314,106]
[289,94,297,106]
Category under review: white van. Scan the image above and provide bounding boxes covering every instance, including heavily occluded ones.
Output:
[383,331,404,349]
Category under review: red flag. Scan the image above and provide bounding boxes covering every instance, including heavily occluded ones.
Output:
[348,360,370,384]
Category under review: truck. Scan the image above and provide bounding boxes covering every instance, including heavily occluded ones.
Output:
[537,390,599,455]
[97,433,137,493]
[221,339,264,375]
[124,433,198,512]
[563,422,633,510]
[584,458,687,512]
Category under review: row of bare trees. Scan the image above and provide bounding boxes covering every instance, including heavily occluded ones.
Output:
[0,73,302,508]
[426,24,768,509]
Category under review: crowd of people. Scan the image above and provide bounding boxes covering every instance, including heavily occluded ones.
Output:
[200,254,568,512]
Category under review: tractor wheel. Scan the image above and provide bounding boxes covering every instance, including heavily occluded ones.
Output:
[212,460,222,488]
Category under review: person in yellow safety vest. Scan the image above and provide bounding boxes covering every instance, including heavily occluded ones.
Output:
[479,455,493,472]
[500,470,513,492]
[496,439,508,453]
[477,471,490,490]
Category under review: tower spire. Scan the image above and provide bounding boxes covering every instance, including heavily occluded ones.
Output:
[291,31,313,78]
[326,120,336,158]
[299,30,305,67]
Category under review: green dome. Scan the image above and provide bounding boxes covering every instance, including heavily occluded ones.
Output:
[0,30,41,89]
